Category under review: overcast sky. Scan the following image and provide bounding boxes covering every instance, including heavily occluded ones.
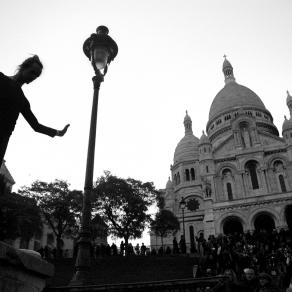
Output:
[1,0,292,244]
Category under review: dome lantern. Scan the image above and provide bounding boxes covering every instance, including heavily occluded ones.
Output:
[184,110,193,135]
[223,55,235,85]
[199,130,210,145]
[286,90,292,116]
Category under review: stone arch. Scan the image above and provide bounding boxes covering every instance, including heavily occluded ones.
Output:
[268,156,289,192]
[253,213,276,233]
[244,159,264,190]
[217,163,238,176]
[217,211,247,234]
[216,163,238,201]
[222,216,244,234]
[232,115,256,131]
[239,157,263,170]
[266,155,288,170]
[284,204,292,232]
[249,208,279,231]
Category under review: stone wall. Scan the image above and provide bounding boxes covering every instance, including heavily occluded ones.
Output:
[0,241,54,292]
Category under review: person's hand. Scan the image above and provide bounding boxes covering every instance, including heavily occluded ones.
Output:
[56,124,70,137]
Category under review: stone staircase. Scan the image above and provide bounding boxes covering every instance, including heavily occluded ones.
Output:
[46,256,200,287]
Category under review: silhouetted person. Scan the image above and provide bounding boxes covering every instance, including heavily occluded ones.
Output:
[44,245,50,259]
[105,244,111,256]
[0,55,70,164]
[38,247,44,258]
[135,243,140,255]
[179,235,186,254]
[173,237,179,254]
[141,243,146,256]
[120,241,125,256]
[111,243,118,256]
[165,246,171,255]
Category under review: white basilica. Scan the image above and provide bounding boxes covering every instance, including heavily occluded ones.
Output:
[151,57,292,249]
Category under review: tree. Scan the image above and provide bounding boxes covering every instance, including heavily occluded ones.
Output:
[0,192,42,243]
[20,180,83,257]
[151,209,180,247]
[93,172,159,253]
[0,174,9,196]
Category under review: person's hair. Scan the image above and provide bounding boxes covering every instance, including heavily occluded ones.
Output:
[17,55,43,73]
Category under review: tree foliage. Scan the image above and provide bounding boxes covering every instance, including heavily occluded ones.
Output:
[93,172,159,249]
[151,209,180,246]
[20,180,82,256]
[0,192,42,242]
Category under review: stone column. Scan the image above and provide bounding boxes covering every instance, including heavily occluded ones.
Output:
[240,171,247,197]
[263,168,270,193]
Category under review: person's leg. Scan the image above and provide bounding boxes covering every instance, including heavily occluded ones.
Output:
[0,135,10,165]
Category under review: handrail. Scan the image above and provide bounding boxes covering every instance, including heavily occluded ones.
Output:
[45,276,230,291]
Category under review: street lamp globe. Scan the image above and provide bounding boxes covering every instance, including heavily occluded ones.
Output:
[180,197,186,210]
[83,25,118,75]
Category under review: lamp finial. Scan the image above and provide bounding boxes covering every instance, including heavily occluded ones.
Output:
[96,26,109,35]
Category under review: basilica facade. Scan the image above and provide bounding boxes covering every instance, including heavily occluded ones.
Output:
[151,57,292,249]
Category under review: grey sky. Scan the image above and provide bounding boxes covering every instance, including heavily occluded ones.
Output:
[1,0,291,198]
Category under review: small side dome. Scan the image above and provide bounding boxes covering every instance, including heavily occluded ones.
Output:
[174,111,199,163]
[174,135,199,163]
[166,177,173,189]
[282,115,292,132]
[199,130,210,145]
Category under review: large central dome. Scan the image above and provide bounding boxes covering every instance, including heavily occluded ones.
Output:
[209,57,266,121]
[209,82,266,121]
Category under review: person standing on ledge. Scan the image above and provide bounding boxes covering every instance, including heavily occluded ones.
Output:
[0,55,70,164]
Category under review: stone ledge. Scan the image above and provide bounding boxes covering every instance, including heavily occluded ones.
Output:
[0,241,54,278]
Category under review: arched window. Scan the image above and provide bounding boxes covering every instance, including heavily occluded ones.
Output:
[222,168,232,178]
[279,175,287,192]
[239,121,251,148]
[191,168,195,180]
[185,169,190,181]
[246,161,259,189]
[206,165,209,173]
[177,173,181,184]
[274,160,284,172]
[222,169,235,200]
[227,183,233,200]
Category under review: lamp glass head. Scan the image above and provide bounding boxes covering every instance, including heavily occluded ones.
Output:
[180,199,186,210]
[92,46,110,70]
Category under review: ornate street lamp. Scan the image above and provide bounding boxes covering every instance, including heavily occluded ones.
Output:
[179,197,186,238]
[71,25,118,285]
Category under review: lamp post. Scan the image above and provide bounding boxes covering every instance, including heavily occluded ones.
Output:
[71,25,118,285]
[179,197,186,238]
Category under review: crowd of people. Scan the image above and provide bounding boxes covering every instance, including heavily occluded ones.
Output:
[39,228,292,290]
[176,229,292,291]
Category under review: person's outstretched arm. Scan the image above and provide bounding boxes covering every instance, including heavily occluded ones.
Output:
[21,99,69,137]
